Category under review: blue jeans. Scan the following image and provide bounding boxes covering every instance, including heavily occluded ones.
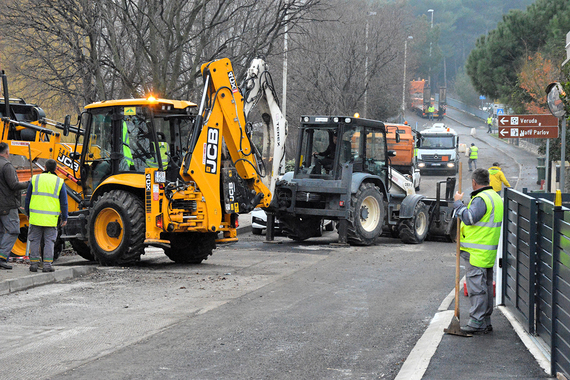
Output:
[0,209,21,261]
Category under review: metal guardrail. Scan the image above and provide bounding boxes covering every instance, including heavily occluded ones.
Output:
[502,187,570,378]
[447,97,489,120]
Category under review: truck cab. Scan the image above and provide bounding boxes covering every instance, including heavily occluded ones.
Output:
[415,123,459,176]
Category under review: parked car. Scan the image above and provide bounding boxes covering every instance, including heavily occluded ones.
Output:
[251,209,334,235]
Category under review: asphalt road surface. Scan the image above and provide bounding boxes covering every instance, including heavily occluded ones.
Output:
[0,108,540,380]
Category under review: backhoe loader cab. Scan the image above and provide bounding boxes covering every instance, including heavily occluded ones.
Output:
[79,99,197,193]
[273,116,457,245]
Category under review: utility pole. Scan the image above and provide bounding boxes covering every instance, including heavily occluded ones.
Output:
[363,11,377,118]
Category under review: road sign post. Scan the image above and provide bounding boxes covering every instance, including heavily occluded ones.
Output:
[497,114,559,139]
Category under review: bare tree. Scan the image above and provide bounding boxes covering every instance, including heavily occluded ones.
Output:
[287,0,409,121]
[0,0,324,115]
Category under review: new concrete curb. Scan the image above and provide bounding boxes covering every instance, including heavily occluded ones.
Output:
[0,266,96,296]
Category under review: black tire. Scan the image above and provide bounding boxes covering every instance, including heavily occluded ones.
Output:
[399,201,429,244]
[347,183,384,245]
[325,220,335,231]
[53,236,63,262]
[70,239,95,261]
[163,232,216,264]
[251,227,263,235]
[315,219,324,237]
[88,190,145,266]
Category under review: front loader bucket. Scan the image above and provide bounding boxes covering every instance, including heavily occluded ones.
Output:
[426,177,457,242]
[427,212,456,241]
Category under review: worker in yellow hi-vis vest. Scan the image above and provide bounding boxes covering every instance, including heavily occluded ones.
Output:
[487,116,493,133]
[468,143,478,171]
[453,168,504,334]
[24,159,68,273]
[428,104,435,121]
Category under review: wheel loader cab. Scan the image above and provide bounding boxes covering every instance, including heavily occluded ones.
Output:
[295,119,389,179]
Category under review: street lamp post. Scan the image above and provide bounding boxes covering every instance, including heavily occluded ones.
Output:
[401,36,413,122]
[427,9,434,89]
[363,11,377,118]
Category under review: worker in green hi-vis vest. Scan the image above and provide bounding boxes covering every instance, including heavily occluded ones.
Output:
[427,104,435,121]
[468,143,478,171]
[453,168,504,334]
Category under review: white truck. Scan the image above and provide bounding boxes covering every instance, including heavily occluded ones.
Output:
[415,123,459,176]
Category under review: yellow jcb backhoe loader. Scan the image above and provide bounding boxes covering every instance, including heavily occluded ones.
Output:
[1,57,287,265]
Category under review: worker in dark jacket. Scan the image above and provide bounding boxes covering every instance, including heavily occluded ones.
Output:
[0,142,30,269]
[313,133,337,173]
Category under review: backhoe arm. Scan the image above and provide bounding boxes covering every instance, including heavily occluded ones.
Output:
[242,58,288,200]
[180,58,271,218]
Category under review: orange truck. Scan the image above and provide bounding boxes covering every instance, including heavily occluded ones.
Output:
[409,80,426,116]
[386,123,420,190]
[408,80,446,120]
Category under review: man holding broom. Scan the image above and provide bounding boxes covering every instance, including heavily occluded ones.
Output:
[453,168,504,334]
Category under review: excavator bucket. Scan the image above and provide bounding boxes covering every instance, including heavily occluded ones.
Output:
[426,177,457,242]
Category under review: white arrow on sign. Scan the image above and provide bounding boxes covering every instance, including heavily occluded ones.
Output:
[500,117,508,125]
[500,129,509,137]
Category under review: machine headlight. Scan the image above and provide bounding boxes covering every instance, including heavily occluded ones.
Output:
[418,162,425,168]
[447,163,455,168]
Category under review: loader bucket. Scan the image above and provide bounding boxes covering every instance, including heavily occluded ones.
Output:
[426,177,457,242]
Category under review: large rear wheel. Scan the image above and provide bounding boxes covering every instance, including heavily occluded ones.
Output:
[163,232,216,264]
[88,190,145,265]
[399,201,429,244]
[347,183,384,245]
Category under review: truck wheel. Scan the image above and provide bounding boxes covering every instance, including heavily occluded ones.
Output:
[12,213,29,258]
[88,190,145,265]
[348,183,384,245]
[164,232,216,264]
[71,239,95,261]
[399,201,429,244]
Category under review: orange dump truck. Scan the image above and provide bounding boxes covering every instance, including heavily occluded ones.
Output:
[386,123,420,190]
[386,123,415,175]
[409,80,425,114]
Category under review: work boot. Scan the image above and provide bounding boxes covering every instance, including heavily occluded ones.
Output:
[0,259,12,270]
[485,317,493,332]
[42,264,55,273]
[29,263,39,272]
[460,319,487,335]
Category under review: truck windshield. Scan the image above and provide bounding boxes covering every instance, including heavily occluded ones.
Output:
[419,136,455,149]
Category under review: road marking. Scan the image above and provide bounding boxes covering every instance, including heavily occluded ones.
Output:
[395,310,454,380]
